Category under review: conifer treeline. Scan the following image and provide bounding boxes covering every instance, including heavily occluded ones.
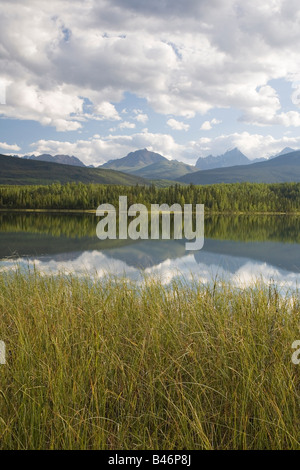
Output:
[0,182,300,212]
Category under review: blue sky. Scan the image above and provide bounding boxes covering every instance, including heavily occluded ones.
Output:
[1,0,300,166]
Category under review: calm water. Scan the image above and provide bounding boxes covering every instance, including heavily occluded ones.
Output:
[0,212,300,288]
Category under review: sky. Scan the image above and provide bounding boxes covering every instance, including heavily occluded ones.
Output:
[1,0,300,166]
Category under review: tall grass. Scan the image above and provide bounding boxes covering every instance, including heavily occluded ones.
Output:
[0,269,299,449]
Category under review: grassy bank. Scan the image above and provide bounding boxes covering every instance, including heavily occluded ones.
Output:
[0,270,299,449]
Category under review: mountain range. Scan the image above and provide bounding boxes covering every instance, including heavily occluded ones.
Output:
[178,150,300,184]
[22,153,86,167]
[1,146,300,186]
[100,147,300,184]
[195,148,265,170]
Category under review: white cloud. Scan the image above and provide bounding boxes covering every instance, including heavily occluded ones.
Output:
[242,109,300,127]
[29,128,300,167]
[200,118,221,130]
[189,131,300,160]
[200,121,212,130]
[2,0,300,132]
[93,102,121,121]
[119,121,136,129]
[0,142,21,152]
[30,130,184,165]
[3,80,84,131]
[132,110,149,123]
[237,85,300,127]
[167,118,189,131]
[134,113,148,123]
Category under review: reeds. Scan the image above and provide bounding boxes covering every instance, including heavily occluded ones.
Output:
[0,269,299,449]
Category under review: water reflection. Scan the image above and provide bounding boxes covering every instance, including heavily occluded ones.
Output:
[0,212,299,288]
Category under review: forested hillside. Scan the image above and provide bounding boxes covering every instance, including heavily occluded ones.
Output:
[0,154,146,186]
[1,181,300,212]
[179,150,300,184]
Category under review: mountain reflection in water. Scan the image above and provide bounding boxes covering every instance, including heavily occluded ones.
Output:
[0,212,299,288]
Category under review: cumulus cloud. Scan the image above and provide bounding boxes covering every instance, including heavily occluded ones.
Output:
[2,80,84,131]
[0,142,21,152]
[29,129,300,167]
[1,0,300,133]
[201,121,213,131]
[119,121,136,129]
[30,130,184,166]
[92,102,121,121]
[134,113,148,123]
[200,118,222,130]
[167,118,190,131]
[188,132,300,160]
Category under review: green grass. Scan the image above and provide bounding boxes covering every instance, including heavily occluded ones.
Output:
[0,270,299,449]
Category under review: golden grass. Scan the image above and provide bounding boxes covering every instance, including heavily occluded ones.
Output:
[0,270,299,449]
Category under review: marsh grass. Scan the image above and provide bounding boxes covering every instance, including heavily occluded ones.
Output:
[0,269,299,449]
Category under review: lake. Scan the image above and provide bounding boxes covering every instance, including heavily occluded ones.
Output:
[0,212,300,290]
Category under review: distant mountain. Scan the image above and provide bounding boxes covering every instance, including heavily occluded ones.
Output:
[23,153,85,167]
[101,148,197,180]
[270,147,297,159]
[178,150,300,185]
[101,149,166,171]
[195,148,264,170]
[130,159,197,180]
[0,154,147,186]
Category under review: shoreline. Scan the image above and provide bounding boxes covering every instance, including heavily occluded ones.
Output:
[0,208,299,215]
